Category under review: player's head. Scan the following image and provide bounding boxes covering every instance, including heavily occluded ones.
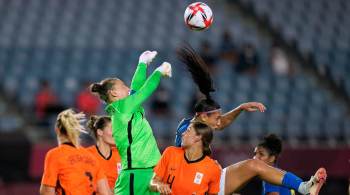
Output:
[177,43,222,129]
[87,115,115,146]
[55,109,85,147]
[253,134,282,165]
[194,99,222,129]
[90,78,130,103]
[182,122,213,156]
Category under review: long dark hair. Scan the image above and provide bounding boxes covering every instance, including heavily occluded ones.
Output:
[177,44,221,113]
[258,134,282,161]
[192,122,213,156]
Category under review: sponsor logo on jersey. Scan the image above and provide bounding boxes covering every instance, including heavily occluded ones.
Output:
[194,172,204,184]
[117,163,122,174]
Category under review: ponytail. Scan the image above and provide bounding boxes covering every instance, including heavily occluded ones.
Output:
[177,43,215,99]
[56,109,86,147]
[86,115,111,139]
[202,142,212,156]
[90,78,118,103]
[192,122,213,156]
[177,44,220,112]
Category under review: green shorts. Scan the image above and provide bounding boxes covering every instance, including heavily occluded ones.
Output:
[114,168,159,195]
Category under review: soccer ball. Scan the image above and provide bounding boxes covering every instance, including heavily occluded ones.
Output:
[184,2,213,31]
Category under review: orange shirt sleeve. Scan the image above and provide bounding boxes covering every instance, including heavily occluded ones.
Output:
[154,147,172,179]
[207,164,221,194]
[41,150,59,187]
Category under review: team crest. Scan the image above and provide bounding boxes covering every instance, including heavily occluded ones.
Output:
[117,163,122,174]
[194,172,204,184]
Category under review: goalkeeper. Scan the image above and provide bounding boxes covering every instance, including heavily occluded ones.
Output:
[90,51,171,195]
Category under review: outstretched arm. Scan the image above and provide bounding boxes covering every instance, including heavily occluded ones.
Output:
[216,102,266,130]
[121,62,172,113]
[130,51,158,92]
[130,63,147,92]
[39,185,55,195]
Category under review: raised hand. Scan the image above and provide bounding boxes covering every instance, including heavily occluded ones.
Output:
[139,50,158,65]
[239,102,266,112]
[156,62,172,77]
[156,183,172,195]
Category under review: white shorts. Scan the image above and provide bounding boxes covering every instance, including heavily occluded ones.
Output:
[218,167,227,195]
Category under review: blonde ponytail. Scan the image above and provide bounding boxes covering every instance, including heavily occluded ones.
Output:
[56,109,86,147]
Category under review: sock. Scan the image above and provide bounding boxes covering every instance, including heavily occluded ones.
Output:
[282,172,303,192]
[298,181,312,195]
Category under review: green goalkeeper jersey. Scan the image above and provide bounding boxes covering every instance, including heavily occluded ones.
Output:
[105,62,162,170]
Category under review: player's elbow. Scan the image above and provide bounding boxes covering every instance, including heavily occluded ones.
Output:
[215,126,225,131]
[97,179,112,195]
[149,178,157,192]
[39,187,44,195]
[215,123,228,131]
[149,173,162,192]
[39,185,55,195]
[149,182,158,192]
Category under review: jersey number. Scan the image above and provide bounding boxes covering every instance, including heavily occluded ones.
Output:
[166,174,175,189]
[85,171,96,195]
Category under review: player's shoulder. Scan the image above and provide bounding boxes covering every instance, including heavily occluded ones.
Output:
[46,146,60,156]
[177,117,192,127]
[163,146,184,155]
[45,145,69,161]
[204,156,222,172]
[80,146,97,156]
[111,147,121,159]
[111,147,119,153]
[49,144,75,155]
[85,145,96,152]
[181,117,193,123]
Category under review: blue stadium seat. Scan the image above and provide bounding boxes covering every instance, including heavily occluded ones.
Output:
[0,0,348,145]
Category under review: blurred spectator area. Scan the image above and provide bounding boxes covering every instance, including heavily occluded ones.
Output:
[0,0,349,194]
[239,0,350,98]
[0,0,348,146]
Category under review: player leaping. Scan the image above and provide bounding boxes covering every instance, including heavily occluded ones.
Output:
[90,50,171,195]
[169,44,327,195]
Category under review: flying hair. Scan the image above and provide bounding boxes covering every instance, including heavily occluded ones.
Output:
[176,43,215,100]
[56,109,88,147]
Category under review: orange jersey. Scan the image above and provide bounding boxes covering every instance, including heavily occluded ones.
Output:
[154,146,221,195]
[86,145,122,189]
[41,143,106,195]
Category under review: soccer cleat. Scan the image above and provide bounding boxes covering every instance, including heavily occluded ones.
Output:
[308,167,327,195]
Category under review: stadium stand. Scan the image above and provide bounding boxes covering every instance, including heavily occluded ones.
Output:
[0,0,349,194]
[240,0,350,100]
[0,0,348,146]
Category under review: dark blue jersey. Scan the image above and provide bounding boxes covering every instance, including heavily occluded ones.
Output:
[174,118,193,147]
